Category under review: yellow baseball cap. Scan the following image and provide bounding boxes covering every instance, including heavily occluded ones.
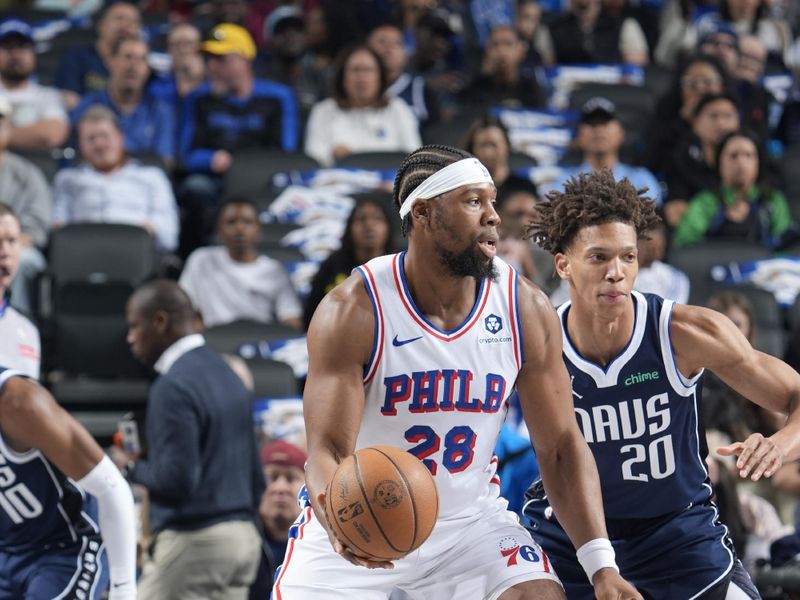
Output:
[202,23,256,60]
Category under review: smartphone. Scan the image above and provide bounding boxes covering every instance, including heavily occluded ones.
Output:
[118,418,141,455]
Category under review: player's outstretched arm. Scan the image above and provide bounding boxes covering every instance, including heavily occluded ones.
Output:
[303,273,392,569]
[514,279,641,600]
[672,304,800,480]
[0,376,137,598]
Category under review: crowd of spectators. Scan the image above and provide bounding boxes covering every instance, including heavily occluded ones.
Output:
[3,0,800,595]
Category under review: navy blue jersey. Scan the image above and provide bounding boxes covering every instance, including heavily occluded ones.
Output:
[560,291,711,519]
[0,368,99,553]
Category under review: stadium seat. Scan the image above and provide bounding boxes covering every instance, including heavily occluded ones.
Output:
[334,151,409,171]
[508,151,538,171]
[666,240,771,306]
[224,149,319,206]
[643,64,674,101]
[259,222,302,246]
[44,224,156,407]
[203,319,303,356]
[733,285,786,358]
[47,223,156,285]
[256,244,307,264]
[15,148,61,183]
[568,83,657,116]
[422,109,487,148]
[245,358,299,399]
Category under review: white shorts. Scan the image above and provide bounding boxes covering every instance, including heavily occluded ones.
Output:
[273,496,561,600]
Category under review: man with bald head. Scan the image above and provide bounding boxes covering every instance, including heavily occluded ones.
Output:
[117,279,264,598]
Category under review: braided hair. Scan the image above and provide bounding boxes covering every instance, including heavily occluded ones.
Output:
[393,145,474,236]
[527,169,660,254]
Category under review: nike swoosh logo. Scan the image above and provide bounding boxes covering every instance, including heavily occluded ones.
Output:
[392,335,423,347]
[112,581,131,588]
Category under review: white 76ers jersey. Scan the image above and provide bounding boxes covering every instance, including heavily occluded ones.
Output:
[355,252,524,520]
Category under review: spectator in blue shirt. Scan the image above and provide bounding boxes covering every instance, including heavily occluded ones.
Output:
[176,23,298,257]
[179,23,298,172]
[72,34,176,166]
[55,1,142,110]
[540,96,663,206]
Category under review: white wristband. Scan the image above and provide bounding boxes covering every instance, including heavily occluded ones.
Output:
[576,538,618,582]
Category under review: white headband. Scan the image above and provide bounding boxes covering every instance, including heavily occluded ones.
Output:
[398,158,494,219]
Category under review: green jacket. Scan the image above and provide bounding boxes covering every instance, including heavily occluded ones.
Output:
[674,184,793,248]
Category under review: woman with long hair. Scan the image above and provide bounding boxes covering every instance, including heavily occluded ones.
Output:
[462,115,538,205]
[303,44,421,166]
[675,128,795,249]
[302,197,395,328]
[643,53,731,177]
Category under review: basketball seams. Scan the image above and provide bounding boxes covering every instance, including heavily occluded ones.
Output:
[353,452,406,556]
[371,447,419,553]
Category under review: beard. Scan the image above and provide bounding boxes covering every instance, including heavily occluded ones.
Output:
[434,238,498,281]
[0,69,28,84]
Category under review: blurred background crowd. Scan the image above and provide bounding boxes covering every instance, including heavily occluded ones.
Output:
[2,0,800,595]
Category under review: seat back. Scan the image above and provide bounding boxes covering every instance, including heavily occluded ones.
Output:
[732,285,786,358]
[14,149,61,183]
[54,282,145,378]
[666,241,771,305]
[46,224,156,378]
[203,319,303,356]
[48,223,157,284]
[334,151,409,171]
[224,149,319,204]
[245,358,299,399]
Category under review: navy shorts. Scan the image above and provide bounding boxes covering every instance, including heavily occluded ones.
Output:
[0,535,108,600]
[523,484,760,600]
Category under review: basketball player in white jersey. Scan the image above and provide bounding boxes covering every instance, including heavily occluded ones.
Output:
[273,145,641,599]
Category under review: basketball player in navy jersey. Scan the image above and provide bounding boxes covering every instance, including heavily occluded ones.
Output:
[274,146,640,599]
[0,369,137,599]
[523,168,800,599]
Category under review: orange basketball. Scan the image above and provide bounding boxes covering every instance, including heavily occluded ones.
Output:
[325,445,439,561]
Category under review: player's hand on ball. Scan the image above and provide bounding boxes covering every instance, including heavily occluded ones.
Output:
[592,568,643,600]
[717,433,784,481]
[316,490,395,570]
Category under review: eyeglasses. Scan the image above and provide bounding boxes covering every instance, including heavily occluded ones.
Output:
[681,76,722,90]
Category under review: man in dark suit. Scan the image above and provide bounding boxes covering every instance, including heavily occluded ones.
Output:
[116,279,264,598]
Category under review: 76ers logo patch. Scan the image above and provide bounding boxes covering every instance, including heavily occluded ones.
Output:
[499,536,542,567]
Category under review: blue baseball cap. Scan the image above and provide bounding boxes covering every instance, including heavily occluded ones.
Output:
[0,19,34,44]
